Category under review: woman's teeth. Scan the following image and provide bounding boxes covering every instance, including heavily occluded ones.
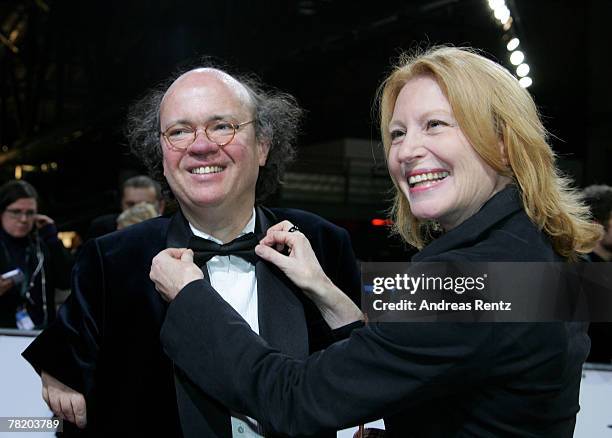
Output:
[191,166,224,174]
[408,171,449,187]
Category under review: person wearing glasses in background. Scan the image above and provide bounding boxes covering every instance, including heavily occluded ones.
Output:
[0,180,73,329]
[22,65,361,437]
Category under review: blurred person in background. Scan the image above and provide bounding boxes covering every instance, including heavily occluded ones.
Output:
[86,175,165,239]
[116,201,160,230]
[0,180,73,329]
[583,184,612,364]
[583,184,612,262]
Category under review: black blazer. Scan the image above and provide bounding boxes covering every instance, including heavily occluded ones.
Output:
[22,206,361,437]
[160,186,590,437]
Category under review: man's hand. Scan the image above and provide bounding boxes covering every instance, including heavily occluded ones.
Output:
[41,371,87,429]
[150,248,204,302]
[0,277,13,296]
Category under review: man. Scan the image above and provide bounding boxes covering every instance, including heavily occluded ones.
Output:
[86,175,165,239]
[583,184,612,262]
[583,184,612,363]
[22,66,361,437]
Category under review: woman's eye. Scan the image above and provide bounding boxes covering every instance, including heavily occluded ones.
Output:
[390,130,405,141]
[426,119,447,130]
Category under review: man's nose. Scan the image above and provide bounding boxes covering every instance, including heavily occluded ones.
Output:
[188,128,220,154]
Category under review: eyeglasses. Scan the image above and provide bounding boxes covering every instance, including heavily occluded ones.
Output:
[161,119,255,150]
[4,209,37,219]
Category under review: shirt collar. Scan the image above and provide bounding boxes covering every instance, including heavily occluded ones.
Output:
[188,207,256,244]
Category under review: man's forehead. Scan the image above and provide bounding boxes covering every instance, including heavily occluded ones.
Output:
[161,68,252,107]
[123,186,157,199]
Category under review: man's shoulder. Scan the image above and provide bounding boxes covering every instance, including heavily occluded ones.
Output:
[94,216,170,256]
[269,207,345,235]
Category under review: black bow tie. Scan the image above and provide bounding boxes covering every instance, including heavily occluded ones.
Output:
[188,232,260,265]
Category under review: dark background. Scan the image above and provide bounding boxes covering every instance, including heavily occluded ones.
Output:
[1,0,610,259]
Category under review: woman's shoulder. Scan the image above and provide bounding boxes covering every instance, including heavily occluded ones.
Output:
[429,210,561,262]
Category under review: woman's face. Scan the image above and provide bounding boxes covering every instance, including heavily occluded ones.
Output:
[387,75,509,230]
[1,197,37,238]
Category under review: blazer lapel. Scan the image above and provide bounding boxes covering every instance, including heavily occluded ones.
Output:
[255,206,309,359]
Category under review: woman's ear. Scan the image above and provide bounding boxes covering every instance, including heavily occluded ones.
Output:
[499,140,509,167]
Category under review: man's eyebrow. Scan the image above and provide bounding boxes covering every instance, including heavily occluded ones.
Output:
[163,114,236,127]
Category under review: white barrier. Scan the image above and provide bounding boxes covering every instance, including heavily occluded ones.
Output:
[1,330,609,437]
[0,330,54,437]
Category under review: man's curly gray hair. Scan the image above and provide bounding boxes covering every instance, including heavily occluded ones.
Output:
[125,65,303,203]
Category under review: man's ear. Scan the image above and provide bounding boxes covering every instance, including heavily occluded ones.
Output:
[257,140,271,166]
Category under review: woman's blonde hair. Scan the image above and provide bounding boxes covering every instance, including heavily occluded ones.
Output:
[378,46,600,260]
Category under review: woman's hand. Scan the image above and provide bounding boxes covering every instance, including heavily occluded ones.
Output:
[256,221,363,328]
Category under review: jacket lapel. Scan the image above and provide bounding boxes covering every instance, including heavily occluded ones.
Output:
[255,206,309,359]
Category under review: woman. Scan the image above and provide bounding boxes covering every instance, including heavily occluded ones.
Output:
[0,180,73,329]
[150,47,600,437]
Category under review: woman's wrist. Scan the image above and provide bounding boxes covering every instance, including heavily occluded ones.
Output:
[308,275,364,329]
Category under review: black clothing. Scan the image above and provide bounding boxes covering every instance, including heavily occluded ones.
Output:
[0,225,72,328]
[160,186,590,437]
[22,207,361,437]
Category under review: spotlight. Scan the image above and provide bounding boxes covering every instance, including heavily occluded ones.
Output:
[516,63,530,77]
[509,50,524,65]
[496,7,510,23]
[519,77,533,88]
[507,37,520,51]
[494,5,510,20]
[488,0,505,10]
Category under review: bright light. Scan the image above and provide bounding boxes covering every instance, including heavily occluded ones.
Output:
[494,5,510,20]
[509,50,525,65]
[516,63,530,77]
[519,77,533,88]
[488,0,505,10]
[371,218,393,227]
[507,38,520,51]
[496,7,511,23]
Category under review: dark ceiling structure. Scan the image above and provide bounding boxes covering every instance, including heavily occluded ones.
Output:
[0,0,610,239]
